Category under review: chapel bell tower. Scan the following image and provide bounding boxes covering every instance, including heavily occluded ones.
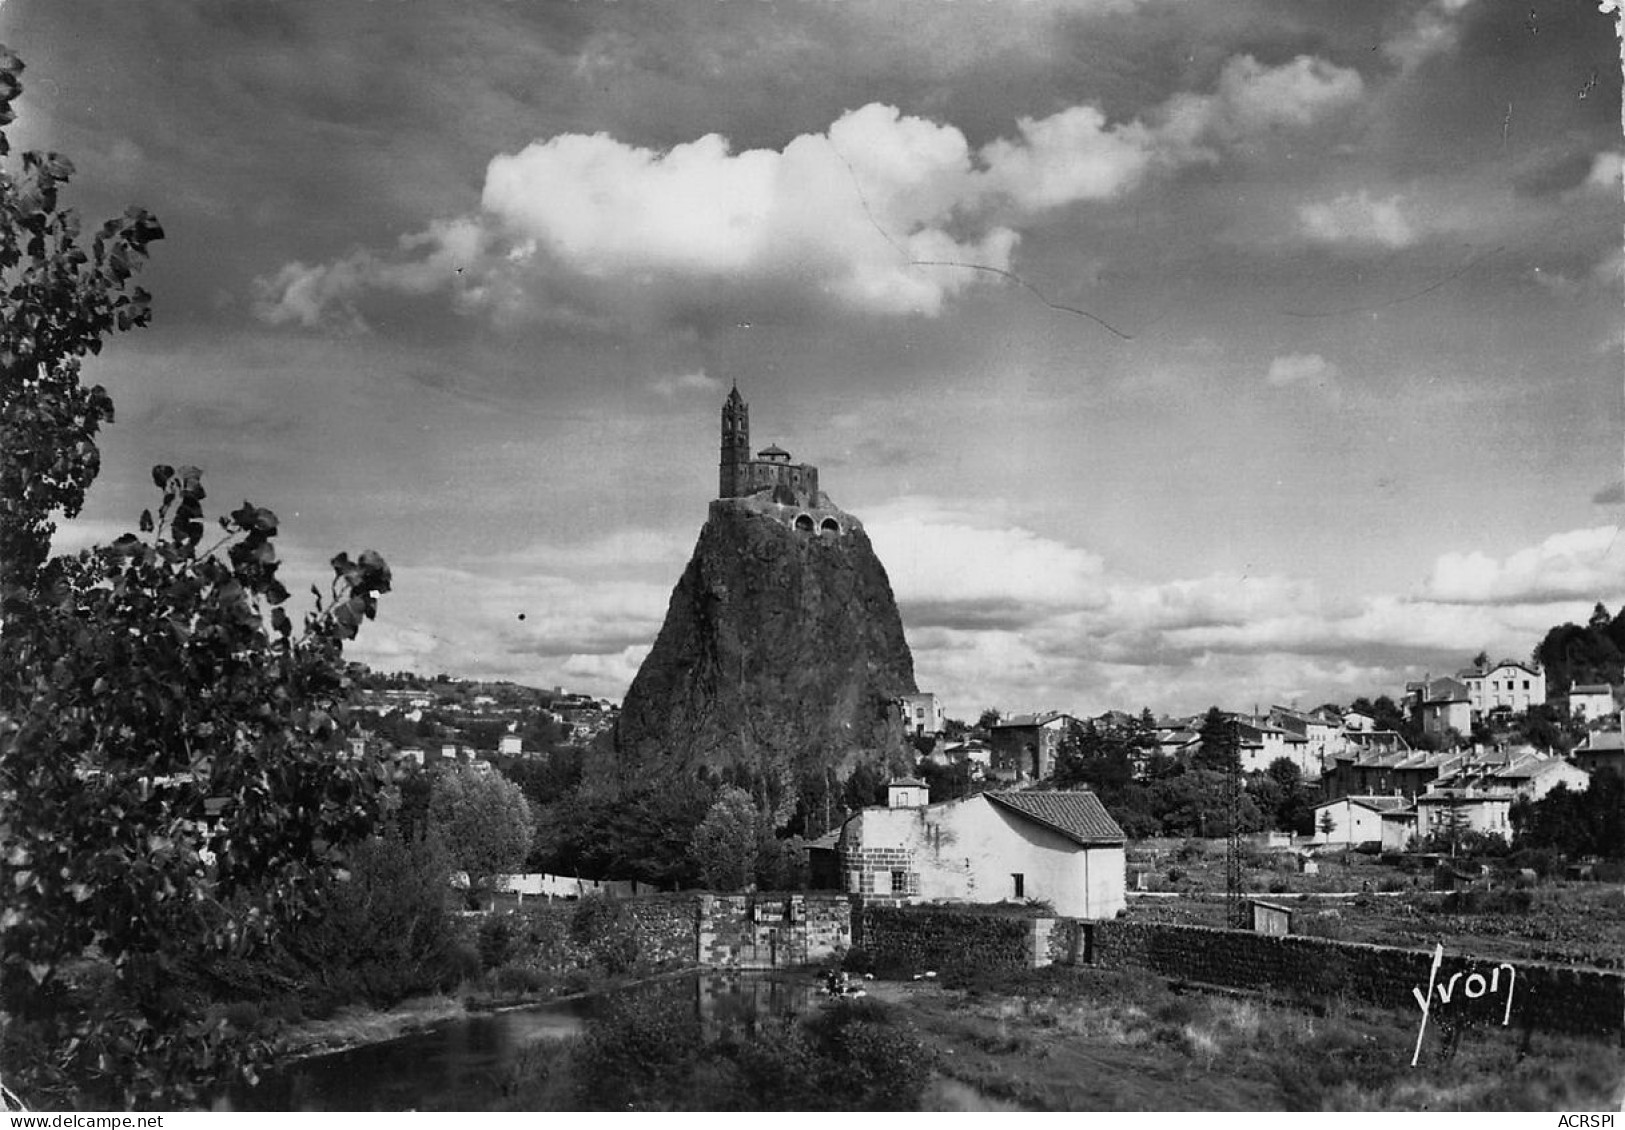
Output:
[719,383,751,498]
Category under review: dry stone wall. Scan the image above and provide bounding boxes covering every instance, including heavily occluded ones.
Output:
[1082,920,1624,1039]
[485,891,851,970]
[857,905,1041,971]
[851,906,1622,1040]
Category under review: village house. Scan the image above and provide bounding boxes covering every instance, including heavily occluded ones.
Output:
[1266,706,1339,779]
[1322,747,1458,802]
[988,711,1074,782]
[1567,683,1617,723]
[1152,719,1201,765]
[1573,730,1625,778]
[1457,659,1546,720]
[1482,752,1591,801]
[838,782,1126,918]
[1405,676,1472,744]
[1311,794,1412,846]
[1413,786,1515,843]
[1236,717,1310,776]
[896,692,944,737]
[1341,708,1377,732]
[1364,752,1588,850]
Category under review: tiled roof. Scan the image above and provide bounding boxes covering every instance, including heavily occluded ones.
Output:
[1570,684,1614,695]
[986,790,1124,845]
[1580,731,1625,751]
[1318,795,1412,814]
[993,711,1070,729]
[890,777,926,788]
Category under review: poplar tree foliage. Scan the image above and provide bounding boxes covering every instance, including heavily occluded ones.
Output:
[0,48,394,1107]
[429,764,535,908]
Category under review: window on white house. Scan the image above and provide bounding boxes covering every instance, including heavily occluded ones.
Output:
[1012,873,1025,899]
[891,870,908,895]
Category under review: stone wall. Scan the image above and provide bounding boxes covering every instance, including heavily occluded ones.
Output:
[856,905,1043,970]
[488,891,852,971]
[851,905,1623,1040]
[698,893,853,969]
[618,894,702,965]
[1081,920,1624,1039]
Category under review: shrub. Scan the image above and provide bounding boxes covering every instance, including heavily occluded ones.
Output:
[477,916,515,971]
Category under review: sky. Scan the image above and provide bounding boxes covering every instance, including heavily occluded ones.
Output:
[7,0,1623,721]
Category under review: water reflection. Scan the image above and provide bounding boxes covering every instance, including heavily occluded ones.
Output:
[241,971,815,1111]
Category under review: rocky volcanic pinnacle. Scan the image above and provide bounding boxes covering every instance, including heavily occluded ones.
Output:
[614,495,918,784]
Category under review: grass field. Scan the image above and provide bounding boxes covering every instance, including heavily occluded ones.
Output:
[888,966,1625,1111]
[1127,838,1625,968]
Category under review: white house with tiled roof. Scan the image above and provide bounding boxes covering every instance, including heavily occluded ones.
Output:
[1567,683,1616,723]
[1457,659,1546,719]
[1312,794,1412,846]
[1235,718,1306,775]
[838,788,1125,918]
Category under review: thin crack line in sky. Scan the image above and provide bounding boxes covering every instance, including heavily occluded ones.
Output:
[1280,245,1506,319]
[826,139,1134,340]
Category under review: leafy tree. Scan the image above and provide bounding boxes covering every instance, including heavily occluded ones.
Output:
[1535,609,1625,698]
[1511,770,1623,860]
[1260,757,1314,834]
[1054,718,1133,795]
[1319,809,1336,839]
[974,707,1002,734]
[1514,704,1569,753]
[430,763,536,908]
[282,828,459,1008]
[1193,707,1240,773]
[841,760,886,811]
[915,757,975,804]
[542,779,715,888]
[1146,768,1261,837]
[0,50,163,594]
[1,464,395,1106]
[691,786,766,890]
[1428,800,1471,857]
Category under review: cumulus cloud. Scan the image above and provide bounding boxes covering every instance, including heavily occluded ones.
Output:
[864,500,1109,629]
[253,217,498,330]
[1423,526,1623,604]
[1383,0,1477,71]
[1298,191,1417,249]
[1206,54,1366,137]
[1266,353,1339,388]
[1584,151,1624,194]
[254,55,1366,330]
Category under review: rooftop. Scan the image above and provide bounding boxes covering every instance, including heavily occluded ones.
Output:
[986,790,1125,845]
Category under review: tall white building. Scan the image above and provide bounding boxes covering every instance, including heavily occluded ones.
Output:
[1457,660,1546,718]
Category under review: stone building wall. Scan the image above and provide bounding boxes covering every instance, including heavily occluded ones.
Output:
[697,893,852,969]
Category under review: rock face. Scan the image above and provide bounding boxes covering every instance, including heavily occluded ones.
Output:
[615,495,918,784]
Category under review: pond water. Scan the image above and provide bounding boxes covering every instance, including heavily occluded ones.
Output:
[236,972,817,1111]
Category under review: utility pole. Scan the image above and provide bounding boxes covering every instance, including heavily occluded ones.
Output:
[1225,714,1245,929]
